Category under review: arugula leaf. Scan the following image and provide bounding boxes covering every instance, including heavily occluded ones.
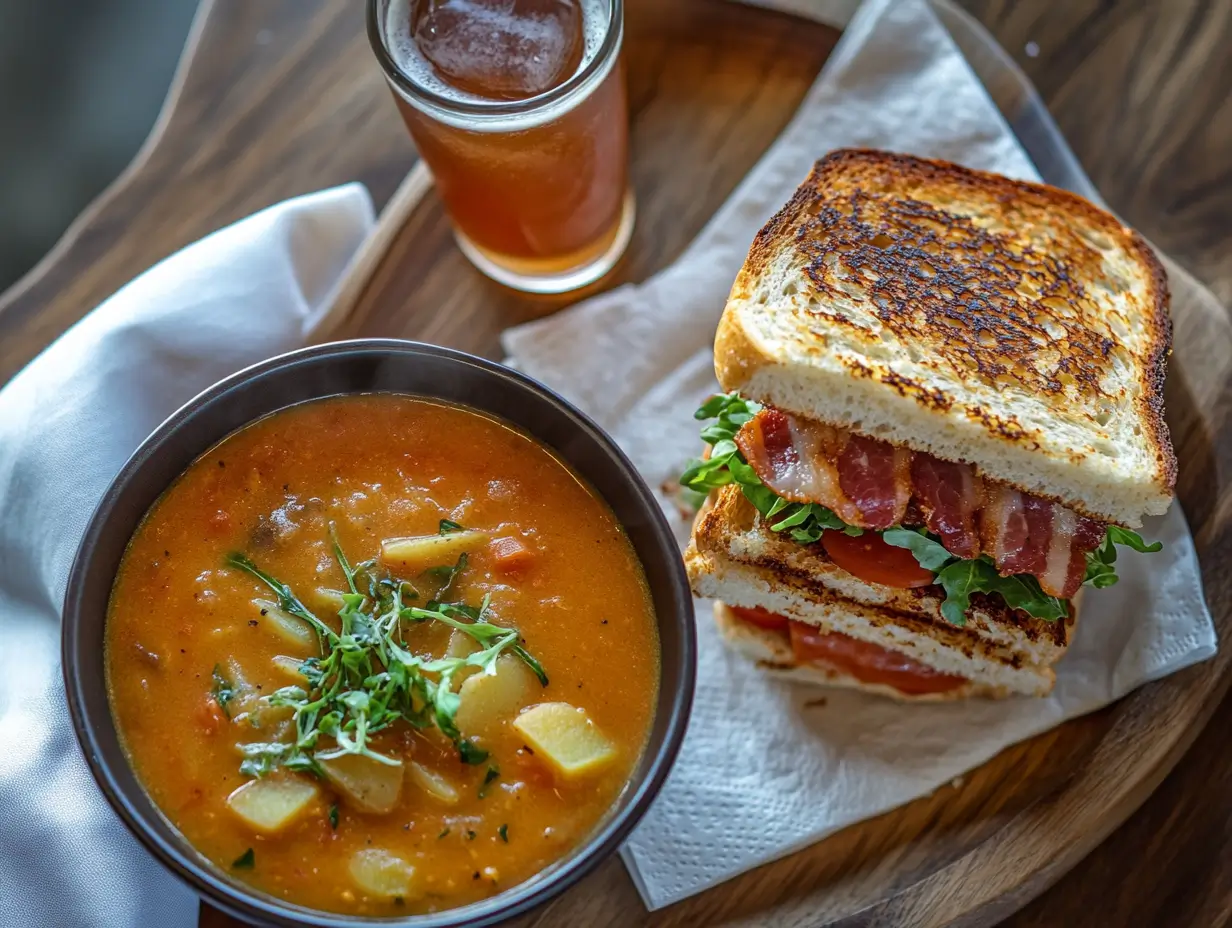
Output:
[439,519,465,535]
[932,558,1067,625]
[1108,526,1163,553]
[232,848,255,870]
[458,741,489,765]
[883,530,1067,625]
[328,804,339,830]
[1083,526,1164,589]
[1083,534,1120,589]
[881,528,954,571]
[498,824,509,843]
[932,559,977,626]
[210,665,237,719]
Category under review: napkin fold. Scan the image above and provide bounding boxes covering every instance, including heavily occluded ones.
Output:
[503,0,1219,910]
[0,185,374,928]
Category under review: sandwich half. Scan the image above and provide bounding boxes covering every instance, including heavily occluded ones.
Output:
[683,149,1174,700]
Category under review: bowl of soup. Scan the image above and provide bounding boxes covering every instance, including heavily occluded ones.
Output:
[62,339,695,927]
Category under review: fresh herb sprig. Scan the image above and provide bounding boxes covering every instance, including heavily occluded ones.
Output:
[682,393,1162,626]
[210,665,238,719]
[224,526,547,778]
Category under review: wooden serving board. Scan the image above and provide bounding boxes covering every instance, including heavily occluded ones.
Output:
[3,1,1231,926]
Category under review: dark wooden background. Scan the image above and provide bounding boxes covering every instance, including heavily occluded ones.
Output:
[968,7,1232,925]
[2,1,1230,925]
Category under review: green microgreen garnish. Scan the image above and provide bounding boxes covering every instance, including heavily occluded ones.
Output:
[478,764,500,798]
[498,824,509,842]
[683,392,1162,625]
[427,552,469,601]
[439,519,464,534]
[232,848,255,869]
[222,528,547,778]
[328,803,339,830]
[210,664,238,719]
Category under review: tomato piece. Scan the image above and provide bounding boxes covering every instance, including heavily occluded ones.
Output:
[788,621,966,695]
[729,605,790,632]
[196,696,226,735]
[821,530,935,588]
[490,536,535,573]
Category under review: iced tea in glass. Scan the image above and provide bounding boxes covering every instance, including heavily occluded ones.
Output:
[368,0,632,293]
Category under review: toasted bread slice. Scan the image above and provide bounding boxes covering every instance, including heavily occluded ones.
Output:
[713,603,1009,701]
[714,149,1174,527]
[690,485,1075,671]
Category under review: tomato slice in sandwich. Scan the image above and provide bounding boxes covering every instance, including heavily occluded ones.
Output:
[821,530,935,589]
[788,621,966,696]
[728,605,790,632]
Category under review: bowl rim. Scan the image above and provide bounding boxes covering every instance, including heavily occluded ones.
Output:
[62,338,696,927]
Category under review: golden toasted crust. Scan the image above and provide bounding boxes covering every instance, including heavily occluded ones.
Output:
[693,485,1075,662]
[716,149,1175,526]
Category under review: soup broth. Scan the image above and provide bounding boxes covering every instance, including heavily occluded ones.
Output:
[105,394,659,916]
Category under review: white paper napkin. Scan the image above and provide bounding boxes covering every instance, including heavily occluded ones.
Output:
[503,0,1219,910]
[0,186,375,928]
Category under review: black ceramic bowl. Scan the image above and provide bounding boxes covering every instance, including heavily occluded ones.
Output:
[63,339,695,927]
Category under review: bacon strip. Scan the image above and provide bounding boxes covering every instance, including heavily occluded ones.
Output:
[734,408,863,524]
[733,406,1105,594]
[836,434,912,529]
[911,455,982,559]
[1043,511,1106,598]
[985,488,1052,577]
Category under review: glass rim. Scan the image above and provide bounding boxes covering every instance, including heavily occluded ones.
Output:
[366,0,624,120]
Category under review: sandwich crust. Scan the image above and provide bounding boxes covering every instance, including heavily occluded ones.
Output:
[713,602,1010,701]
[716,149,1175,526]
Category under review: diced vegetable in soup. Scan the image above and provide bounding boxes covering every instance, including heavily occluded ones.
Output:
[105,395,659,917]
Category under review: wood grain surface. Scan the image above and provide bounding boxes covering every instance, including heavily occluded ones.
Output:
[4,1,1231,926]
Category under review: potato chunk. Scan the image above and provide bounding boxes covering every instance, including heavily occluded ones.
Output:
[270,654,308,682]
[226,777,318,832]
[513,703,617,778]
[379,531,488,572]
[319,753,404,815]
[312,587,348,615]
[407,762,460,805]
[253,598,315,651]
[348,849,418,899]
[455,655,535,738]
[445,629,480,660]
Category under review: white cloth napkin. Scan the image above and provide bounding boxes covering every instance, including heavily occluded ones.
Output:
[502,0,1219,910]
[0,186,375,928]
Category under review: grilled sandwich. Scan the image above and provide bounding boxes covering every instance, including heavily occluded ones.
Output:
[682,149,1174,700]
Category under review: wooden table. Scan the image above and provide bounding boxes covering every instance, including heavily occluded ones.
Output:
[4,1,1230,925]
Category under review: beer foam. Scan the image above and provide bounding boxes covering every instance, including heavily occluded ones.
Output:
[383,0,611,113]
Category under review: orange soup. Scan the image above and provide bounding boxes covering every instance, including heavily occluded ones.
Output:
[105,394,659,916]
